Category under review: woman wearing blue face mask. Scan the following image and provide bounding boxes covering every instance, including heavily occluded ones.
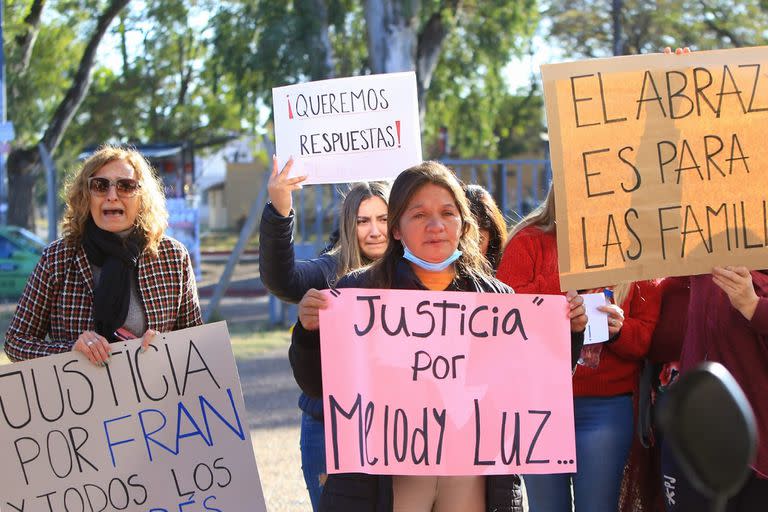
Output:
[289,161,587,512]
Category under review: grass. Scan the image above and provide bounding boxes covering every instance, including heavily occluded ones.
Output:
[227,322,291,360]
[200,230,261,252]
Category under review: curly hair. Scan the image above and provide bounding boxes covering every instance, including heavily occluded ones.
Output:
[62,145,168,256]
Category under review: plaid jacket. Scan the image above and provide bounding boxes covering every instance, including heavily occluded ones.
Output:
[4,236,202,362]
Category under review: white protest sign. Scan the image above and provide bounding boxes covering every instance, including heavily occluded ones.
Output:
[0,322,266,512]
[273,72,422,184]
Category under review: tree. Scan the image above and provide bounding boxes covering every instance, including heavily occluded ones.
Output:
[210,0,539,159]
[65,0,243,147]
[6,0,131,228]
[545,0,768,59]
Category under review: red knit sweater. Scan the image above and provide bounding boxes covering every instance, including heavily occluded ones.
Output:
[497,226,661,397]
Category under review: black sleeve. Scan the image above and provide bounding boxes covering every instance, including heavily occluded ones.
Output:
[259,202,337,303]
[289,319,324,398]
[287,272,366,398]
[570,330,585,370]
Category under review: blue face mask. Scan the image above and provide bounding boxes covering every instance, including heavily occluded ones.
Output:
[402,243,462,272]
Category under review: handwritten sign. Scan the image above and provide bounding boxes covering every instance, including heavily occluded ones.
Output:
[272,72,422,184]
[319,289,576,476]
[541,47,768,290]
[0,322,266,512]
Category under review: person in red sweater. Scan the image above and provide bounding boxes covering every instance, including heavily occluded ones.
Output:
[659,268,768,512]
[496,186,661,512]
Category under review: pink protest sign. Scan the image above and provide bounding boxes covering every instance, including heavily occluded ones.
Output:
[319,288,576,476]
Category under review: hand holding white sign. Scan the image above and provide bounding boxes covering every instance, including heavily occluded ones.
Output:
[0,322,267,512]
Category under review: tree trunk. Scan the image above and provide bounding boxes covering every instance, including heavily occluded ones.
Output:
[297,0,336,79]
[364,0,419,73]
[6,148,40,229]
[364,0,461,123]
[7,0,131,228]
[10,0,46,77]
[415,1,460,122]
[612,0,625,56]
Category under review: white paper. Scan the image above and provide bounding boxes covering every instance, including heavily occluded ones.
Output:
[583,293,610,345]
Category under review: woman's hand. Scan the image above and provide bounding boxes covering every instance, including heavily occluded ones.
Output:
[298,288,329,331]
[141,329,158,352]
[599,303,625,336]
[268,155,307,217]
[73,331,111,366]
[713,266,759,320]
[566,290,588,333]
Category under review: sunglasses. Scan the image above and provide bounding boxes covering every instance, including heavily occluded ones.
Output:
[88,177,141,198]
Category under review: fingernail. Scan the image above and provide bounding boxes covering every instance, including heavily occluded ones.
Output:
[140,346,147,353]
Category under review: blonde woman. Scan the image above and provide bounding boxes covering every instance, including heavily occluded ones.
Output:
[5,145,202,364]
[496,184,660,512]
[260,156,389,301]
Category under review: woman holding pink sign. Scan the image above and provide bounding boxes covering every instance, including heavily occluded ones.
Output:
[290,161,587,512]
[496,185,661,512]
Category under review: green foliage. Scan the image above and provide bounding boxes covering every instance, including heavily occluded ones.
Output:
[7,0,547,211]
[545,0,768,58]
[423,0,542,157]
[5,1,85,147]
[67,0,243,147]
[210,0,541,159]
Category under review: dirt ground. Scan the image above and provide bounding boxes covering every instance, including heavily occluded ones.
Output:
[199,291,311,512]
[239,346,311,512]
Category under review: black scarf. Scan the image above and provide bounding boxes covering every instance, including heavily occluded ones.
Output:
[82,217,146,342]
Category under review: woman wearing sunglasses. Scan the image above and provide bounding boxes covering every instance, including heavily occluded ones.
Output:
[5,145,202,364]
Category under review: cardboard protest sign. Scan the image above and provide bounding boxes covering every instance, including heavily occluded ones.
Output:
[541,47,768,290]
[0,322,266,512]
[319,288,576,476]
[272,72,422,184]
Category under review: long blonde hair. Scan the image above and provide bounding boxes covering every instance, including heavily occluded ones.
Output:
[370,161,492,288]
[507,183,556,240]
[326,182,390,280]
[62,145,168,256]
[511,184,633,303]
[610,283,632,306]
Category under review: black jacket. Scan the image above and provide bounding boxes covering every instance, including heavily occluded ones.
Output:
[290,260,526,512]
[259,202,338,304]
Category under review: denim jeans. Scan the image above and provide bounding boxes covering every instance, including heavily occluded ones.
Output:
[300,411,327,511]
[524,395,634,512]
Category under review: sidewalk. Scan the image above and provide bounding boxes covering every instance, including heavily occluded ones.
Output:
[197,258,266,298]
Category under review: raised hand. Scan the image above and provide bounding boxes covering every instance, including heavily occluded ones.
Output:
[268,155,308,217]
